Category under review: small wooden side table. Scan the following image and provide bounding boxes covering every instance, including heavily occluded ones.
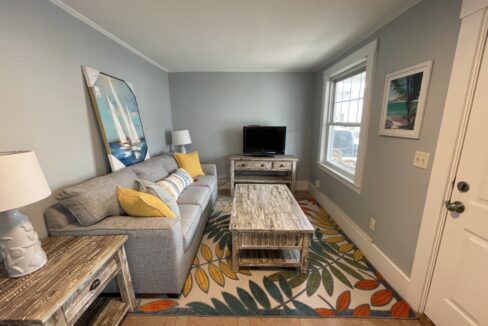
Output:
[0,235,136,326]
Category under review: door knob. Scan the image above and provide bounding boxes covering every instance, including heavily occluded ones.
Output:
[445,200,465,213]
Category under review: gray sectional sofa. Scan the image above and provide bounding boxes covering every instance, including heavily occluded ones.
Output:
[44,153,217,294]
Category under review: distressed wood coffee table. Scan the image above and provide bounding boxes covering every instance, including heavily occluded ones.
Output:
[230,184,314,273]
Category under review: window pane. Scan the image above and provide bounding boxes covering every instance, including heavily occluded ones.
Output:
[332,69,367,123]
[326,125,360,173]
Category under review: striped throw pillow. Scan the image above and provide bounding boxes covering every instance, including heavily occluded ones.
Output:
[156,168,193,201]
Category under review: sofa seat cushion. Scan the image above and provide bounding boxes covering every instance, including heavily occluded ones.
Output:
[177,186,210,208]
[57,168,138,226]
[179,204,202,251]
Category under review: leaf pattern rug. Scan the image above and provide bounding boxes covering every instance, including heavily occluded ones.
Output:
[135,196,416,319]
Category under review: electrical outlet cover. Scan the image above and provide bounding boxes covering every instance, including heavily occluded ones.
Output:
[369,218,376,232]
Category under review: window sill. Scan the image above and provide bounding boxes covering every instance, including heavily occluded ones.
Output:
[316,162,362,194]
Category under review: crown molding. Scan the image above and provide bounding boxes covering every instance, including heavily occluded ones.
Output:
[169,68,315,73]
[49,0,169,72]
[314,0,422,72]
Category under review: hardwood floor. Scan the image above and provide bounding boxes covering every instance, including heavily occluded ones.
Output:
[122,315,432,326]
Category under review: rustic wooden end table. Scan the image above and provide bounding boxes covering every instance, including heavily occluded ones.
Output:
[0,235,135,326]
[230,184,315,273]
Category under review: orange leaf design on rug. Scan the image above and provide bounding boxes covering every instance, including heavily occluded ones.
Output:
[375,271,385,281]
[354,279,379,290]
[391,301,411,318]
[371,289,393,306]
[315,308,336,316]
[353,304,371,317]
[336,290,351,312]
[138,300,178,312]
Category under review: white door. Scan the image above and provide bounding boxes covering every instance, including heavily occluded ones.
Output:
[425,42,488,325]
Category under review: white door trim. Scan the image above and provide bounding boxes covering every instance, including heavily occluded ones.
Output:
[407,0,488,312]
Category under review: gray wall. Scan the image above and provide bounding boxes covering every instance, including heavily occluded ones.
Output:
[169,72,315,181]
[310,0,461,276]
[0,0,173,238]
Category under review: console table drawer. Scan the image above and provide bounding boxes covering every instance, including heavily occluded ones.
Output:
[273,161,292,170]
[253,161,272,170]
[234,161,253,169]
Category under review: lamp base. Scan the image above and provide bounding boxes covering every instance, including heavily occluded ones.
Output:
[0,209,47,277]
[177,145,187,153]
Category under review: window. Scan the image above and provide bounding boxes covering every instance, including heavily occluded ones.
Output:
[318,40,377,192]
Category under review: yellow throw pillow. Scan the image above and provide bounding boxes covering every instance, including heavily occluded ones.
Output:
[117,187,175,218]
[174,151,205,178]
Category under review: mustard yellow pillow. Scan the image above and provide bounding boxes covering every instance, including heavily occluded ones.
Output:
[117,187,175,218]
[174,151,205,178]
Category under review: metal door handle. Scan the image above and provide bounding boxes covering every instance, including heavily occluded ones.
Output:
[445,201,465,213]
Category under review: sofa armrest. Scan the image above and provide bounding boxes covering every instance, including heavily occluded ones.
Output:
[201,164,217,176]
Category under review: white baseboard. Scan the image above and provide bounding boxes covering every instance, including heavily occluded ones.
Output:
[308,182,411,299]
[218,180,309,191]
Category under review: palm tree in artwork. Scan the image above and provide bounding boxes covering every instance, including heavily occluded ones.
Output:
[391,72,423,129]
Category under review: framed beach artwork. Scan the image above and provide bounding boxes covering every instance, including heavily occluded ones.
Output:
[379,61,432,139]
[82,66,149,171]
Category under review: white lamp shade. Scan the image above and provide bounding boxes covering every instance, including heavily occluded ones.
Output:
[0,151,51,212]
[172,130,192,146]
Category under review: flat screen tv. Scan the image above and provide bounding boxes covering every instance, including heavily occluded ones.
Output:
[243,126,286,156]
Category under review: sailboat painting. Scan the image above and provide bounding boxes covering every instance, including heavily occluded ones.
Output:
[82,66,149,171]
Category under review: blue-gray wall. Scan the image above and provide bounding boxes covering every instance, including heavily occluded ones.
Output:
[310,0,461,275]
[0,0,172,238]
[169,72,315,181]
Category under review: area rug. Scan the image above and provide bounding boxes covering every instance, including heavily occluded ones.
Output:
[135,196,416,319]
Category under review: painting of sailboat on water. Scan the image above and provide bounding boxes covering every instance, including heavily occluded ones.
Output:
[82,66,149,171]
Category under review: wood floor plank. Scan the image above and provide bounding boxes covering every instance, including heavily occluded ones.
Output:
[362,319,422,326]
[122,316,423,326]
[175,316,240,326]
[260,317,301,326]
[238,317,264,326]
[122,314,176,326]
[300,317,364,325]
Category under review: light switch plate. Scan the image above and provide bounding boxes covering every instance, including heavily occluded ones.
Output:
[413,151,430,169]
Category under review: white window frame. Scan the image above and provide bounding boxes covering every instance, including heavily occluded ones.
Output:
[317,39,377,193]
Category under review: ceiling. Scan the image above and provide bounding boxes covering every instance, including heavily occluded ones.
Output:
[53,0,418,72]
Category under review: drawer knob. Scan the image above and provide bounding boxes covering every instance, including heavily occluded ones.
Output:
[280,164,284,167]
[261,164,265,167]
[90,279,101,291]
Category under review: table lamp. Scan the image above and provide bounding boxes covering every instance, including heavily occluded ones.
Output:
[0,151,51,277]
[172,130,192,153]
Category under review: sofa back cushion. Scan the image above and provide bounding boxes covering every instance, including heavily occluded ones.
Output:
[130,155,168,182]
[57,168,138,226]
[156,168,193,201]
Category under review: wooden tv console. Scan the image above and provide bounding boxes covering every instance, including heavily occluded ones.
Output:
[229,154,298,196]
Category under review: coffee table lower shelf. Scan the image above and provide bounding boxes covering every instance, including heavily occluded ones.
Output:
[237,249,301,268]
